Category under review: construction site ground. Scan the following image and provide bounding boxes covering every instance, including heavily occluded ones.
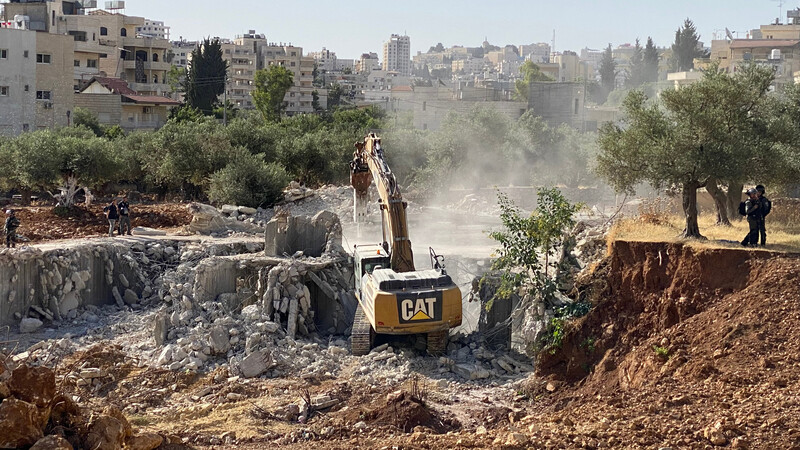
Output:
[3,192,800,449]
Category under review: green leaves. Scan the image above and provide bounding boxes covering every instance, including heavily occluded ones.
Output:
[487,188,582,302]
[253,65,294,122]
[185,38,228,115]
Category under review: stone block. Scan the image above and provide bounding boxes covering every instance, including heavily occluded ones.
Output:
[19,318,43,333]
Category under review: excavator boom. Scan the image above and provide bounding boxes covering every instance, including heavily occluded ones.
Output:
[350,133,415,272]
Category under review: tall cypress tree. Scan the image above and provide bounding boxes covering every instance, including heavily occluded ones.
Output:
[626,38,645,88]
[643,37,660,83]
[185,38,228,114]
[598,43,617,103]
[670,19,706,72]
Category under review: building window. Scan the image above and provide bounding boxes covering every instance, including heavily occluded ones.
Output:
[152,53,159,62]
[23,50,29,58]
[23,124,29,132]
[24,85,29,92]
[74,60,80,67]
[0,49,7,59]
[422,101,426,111]
[36,54,51,64]
[0,86,8,96]
[574,98,579,115]
[87,59,97,68]
[153,75,158,83]
[100,27,108,36]
[36,90,51,100]
[120,28,127,37]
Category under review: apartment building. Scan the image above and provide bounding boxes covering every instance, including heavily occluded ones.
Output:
[519,43,550,64]
[382,34,410,76]
[308,47,337,72]
[0,28,37,135]
[136,19,169,40]
[169,39,197,68]
[262,43,317,114]
[221,31,265,109]
[2,0,172,97]
[356,52,380,74]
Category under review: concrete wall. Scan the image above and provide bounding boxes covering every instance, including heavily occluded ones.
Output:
[35,32,74,130]
[74,93,122,125]
[528,82,585,130]
[0,28,37,136]
[0,241,147,327]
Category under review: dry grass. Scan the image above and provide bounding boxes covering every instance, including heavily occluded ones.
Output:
[610,212,800,253]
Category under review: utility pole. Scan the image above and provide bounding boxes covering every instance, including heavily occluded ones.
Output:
[223,73,227,125]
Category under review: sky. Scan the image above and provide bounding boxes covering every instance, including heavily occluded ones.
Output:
[120,0,794,59]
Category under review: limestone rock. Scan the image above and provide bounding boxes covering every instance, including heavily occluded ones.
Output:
[102,405,132,439]
[85,415,125,450]
[238,206,257,215]
[153,313,167,346]
[19,317,43,333]
[123,288,139,305]
[209,326,230,355]
[30,435,74,450]
[0,398,44,448]
[240,350,272,378]
[59,291,80,316]
[8,365,56,408]
[126,432,163,450]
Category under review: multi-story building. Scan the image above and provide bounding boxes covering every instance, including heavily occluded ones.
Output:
[0,28,37,135]
[519,43,550,64]
[452,57,486,75]
[169,39,197,68]
[262,43,318,114]
[136,19,169,40]
[382,34,410,76]
[356,52,379,74]
[2,0,172,97]
[221,31,265,109]
[552,51,590,82]
[308,47,337,72]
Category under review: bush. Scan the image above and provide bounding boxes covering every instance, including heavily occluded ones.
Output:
[208,151,290,207]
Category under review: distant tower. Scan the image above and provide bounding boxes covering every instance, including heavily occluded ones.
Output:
[382,34,411,76]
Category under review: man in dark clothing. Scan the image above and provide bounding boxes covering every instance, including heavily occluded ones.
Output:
[4,209,20,248]
[118,195,132,236]
[755,185,771,247]
[741,188,762,247]
[103,199,119,237]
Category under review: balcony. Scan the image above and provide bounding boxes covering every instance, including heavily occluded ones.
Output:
[123,60,171,71]
[122,36,169,49]
[74,40,113,55]
[127,82,171,95]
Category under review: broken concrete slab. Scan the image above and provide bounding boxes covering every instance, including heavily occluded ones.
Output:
[19,318,43,333]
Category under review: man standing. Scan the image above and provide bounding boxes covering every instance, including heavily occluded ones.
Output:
[741,188,762,247]
[755,185,771,247]
[4,209,20,248]
[103,198,119,237]
[118,195,132,236]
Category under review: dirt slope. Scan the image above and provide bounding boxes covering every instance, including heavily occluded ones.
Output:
[525,241,800,448]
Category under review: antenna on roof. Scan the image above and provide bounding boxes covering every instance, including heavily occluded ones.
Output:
[725,27,734,41]
[772,0,785,24]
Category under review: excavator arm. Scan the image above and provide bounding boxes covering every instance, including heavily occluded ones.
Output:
[350,133,415,273]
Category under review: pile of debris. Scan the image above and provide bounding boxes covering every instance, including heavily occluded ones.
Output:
[0,359,167,450]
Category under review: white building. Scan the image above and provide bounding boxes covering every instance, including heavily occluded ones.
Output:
[382,34,410,76]
[136,19,169,40]
[0,28,37,135]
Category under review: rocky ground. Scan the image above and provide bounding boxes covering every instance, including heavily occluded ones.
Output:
[2,186,799,449]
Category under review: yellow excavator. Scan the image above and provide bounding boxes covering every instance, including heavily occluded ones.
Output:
[349,133,462,356]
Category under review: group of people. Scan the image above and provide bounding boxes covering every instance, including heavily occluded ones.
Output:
[741,184,772,247]
[102,196,132,237]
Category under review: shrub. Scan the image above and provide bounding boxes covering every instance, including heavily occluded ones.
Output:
[208,151,289,208]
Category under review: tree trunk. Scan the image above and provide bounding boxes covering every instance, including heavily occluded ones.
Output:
[60,175,79,208]
[681,180,705,239]
[726,182,743,222]
[705,177,731,226]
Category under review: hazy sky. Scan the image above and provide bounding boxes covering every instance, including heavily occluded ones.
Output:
[121,0,788,58]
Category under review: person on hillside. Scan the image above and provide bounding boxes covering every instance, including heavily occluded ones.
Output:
[740,188,762,247]
[118,195,132,236]
[755,184,771,247]
[103,198,119,237]
[4,209,20,248]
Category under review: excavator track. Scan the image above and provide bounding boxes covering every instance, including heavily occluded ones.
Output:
[426,330,448,356]
[351,304,374,356]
